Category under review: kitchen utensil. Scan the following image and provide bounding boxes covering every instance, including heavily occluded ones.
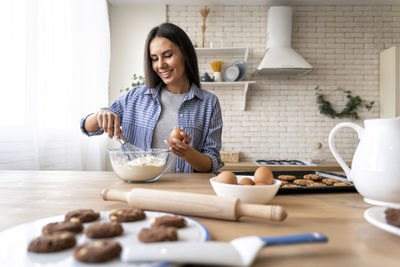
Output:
[201,72,214,82]
[329,117,400,207]
[122,232,328,266]
[210,176,281,204]
[213,71,223,82]
[210,60,223,72]
[101,188,287,222]
[223,64,240,82]
[108,148,170,183]
[0,210,209,267]
[233,60,248,81]
[117,134,144,153]
[364,207,400,236]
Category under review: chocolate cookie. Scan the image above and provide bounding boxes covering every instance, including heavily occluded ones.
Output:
[84,221,123,238]
[28,232,76,253]
[109,208,146,222]
[277,175,296,181]
[303,174,322,181]
[42,219,83,235]
[322,178,341,186]
[74,240,122,263]
[65,209,99,223]
[138,226,178,243]
[385,208,400,227]
[150,215,187,228]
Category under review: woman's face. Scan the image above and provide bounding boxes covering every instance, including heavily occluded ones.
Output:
[149,37,188,88]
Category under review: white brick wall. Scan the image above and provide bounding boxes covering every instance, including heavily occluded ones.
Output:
[167,5,400,162]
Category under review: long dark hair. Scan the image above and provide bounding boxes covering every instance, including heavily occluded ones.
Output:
[144,23,200,89]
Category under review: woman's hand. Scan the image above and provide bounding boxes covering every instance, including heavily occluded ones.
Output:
[96,109,122,139]
[164,131,192,158]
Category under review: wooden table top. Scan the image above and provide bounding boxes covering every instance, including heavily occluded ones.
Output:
[0,170,398,267]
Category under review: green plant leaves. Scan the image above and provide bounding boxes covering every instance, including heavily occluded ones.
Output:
[315,86,375,120]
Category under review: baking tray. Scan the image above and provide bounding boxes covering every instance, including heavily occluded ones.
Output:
[233,170,356,194]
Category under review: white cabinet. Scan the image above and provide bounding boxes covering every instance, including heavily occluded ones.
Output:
[380,46,400,118]
[195,47,256,111]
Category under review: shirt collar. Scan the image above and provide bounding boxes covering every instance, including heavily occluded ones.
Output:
[145,83,203,101]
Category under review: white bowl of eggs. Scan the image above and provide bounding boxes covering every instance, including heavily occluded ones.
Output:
[210,166,281,204]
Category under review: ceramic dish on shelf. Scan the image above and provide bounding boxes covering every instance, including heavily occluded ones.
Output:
[232,60,248,81]
[364,206,400,236]
[222,64,240,82]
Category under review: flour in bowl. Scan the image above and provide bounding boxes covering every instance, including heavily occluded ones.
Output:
[112,156,166,181]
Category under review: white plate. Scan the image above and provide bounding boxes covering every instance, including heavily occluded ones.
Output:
[0,211,209,266]
[232,60,248,81]
[364,207,400,236]
[222,64,240,82]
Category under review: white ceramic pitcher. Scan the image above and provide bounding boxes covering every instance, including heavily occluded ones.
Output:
[329,117,400,208]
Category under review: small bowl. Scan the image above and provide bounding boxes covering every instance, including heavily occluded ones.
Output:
[209,175,281,204]
[108,148,170,183]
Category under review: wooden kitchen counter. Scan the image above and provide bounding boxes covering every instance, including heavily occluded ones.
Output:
[0,170,398,267]
[221,161,347,172]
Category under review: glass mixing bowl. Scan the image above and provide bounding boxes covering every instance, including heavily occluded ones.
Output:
[108,148,170,183]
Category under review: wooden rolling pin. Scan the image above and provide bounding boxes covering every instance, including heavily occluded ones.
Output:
[101,188,287,222]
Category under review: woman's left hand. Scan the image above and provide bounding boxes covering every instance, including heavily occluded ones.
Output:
[164,131,192,158]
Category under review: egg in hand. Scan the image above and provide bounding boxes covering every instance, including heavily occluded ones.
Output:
[254,166,274,185]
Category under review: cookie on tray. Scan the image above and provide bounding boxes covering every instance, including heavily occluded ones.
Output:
[322,178,341,186]
[42,219,83,234]
[280,180,289,187]
[306,182,327,187]
[281,184,300,188]
[74,240,122,263]
[385,208,400,227]
[109,208,146,222]
[150,215,187,228]
[277,175,296,181]
[84,221,123,238]
[293,179,307,186]
[303,174,322,181]
[65,209,99,223]
[333,182,353,186]
[28,232,76,253]
[138,226,178,243]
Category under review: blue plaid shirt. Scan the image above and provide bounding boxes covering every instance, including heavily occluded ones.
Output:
[80,83,224,173]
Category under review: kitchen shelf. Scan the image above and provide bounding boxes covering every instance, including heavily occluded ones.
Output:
[201,81,256,111]
[195,47,250,61]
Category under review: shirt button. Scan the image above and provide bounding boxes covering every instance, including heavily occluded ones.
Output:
[180,114,183,117]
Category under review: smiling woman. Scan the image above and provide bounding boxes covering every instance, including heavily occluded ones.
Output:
[0,0,110,170]
[81,23,224,174]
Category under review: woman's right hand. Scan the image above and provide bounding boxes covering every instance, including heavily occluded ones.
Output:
[96,109,122,139]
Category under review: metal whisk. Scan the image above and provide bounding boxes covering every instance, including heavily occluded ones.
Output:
[117,135,144,160]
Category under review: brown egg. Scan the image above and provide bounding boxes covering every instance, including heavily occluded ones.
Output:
[238,177,255,186]
[215,171,238,184]
[169,127,192,144]
[170,127,184,142]
[254,166,274,185]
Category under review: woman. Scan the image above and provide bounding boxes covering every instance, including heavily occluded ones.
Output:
[80,23,223,173]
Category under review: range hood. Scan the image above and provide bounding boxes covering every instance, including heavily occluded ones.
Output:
[255,6,314,75]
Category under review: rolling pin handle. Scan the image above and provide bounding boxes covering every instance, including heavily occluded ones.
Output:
[101,188,129,203]
[236,202,287,222]
[101,189,110,201]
